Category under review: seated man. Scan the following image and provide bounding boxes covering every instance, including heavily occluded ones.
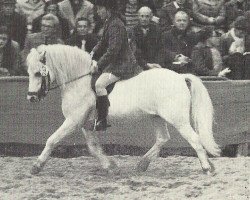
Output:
[225,0,250,31]
[220,16,247,80]
[32,0,70,42]
[191,26,230,77]
[130,6,161,70]
[159,0,192,33]
[191,0,225,33]
[67,17,98,53]
[22,14,64,69]
[0,26,23,76]
[158,10,198,73]
[0,0,27,50]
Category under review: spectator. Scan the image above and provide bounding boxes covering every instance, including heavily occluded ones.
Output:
[67,17,98,53]
[225,0,250,31]
[0,26,23,76]
[32,0,70,42]
[21,14,64,69]
[243,10,250,79]
[0,0,27,50]
[192,0,225,33]
[118,0,160,34]
[158,10,198,73]
[220,16,247,79]
[15,0,45,27]
[130,6,161,70]
[159,0,192,33]
[58,0,95,33]
[191,26,230,77]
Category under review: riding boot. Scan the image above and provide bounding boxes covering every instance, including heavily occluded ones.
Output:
[94,95,110,131]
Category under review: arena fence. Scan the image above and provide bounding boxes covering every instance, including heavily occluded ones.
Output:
[0,76,249,156]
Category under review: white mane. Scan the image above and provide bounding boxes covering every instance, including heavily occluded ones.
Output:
[27,44,92,86]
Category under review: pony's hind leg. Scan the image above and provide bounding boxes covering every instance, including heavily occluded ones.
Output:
[175,124,213,174]
[136,117,170,172]
[31,118,78,175]
[82,129,120,174]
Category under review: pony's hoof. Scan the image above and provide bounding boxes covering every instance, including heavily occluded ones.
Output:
[108,160,121,175]
[30,162,44,175]
[136,158,150,172]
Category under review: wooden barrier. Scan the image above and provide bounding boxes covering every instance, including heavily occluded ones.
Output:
[0,76,249,155]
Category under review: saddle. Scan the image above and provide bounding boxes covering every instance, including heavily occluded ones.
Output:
[91,72,116,95]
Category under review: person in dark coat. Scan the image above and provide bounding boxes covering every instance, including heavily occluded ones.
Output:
[130,6,161,70]
[220,16,247,79]
[0,0,27,50]
[159,0,192,33]
[0,25,24,76]
[158,10,198,73]
[91,0,138,131]
[67,17,98,53]
[191,26,230,77]
[32,0,70,42]
[243,10,250,79]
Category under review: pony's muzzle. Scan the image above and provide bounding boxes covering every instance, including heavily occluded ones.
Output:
[27,92,39,102]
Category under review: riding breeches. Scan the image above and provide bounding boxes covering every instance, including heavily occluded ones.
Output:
[95,73,120,96]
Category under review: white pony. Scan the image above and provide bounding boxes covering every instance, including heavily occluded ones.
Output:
[26,44,220,175]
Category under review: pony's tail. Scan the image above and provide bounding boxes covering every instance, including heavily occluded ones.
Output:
[183,74,221,157]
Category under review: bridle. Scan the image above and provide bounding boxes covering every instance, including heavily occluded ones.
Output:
[27,54,91,99]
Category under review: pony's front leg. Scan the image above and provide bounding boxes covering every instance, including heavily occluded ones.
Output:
[31,118,78,175]
[82,129,120,174]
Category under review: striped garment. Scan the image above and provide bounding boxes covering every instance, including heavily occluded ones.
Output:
[125,2,139,30]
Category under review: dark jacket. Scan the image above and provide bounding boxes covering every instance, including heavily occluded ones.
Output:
[130,22,161,69]
[66,32,98,53]
[118,0,157,16]
[0,40,23,76]
[0,13,27,50]
[92,15,138,79]
[32,14,70,42]
[225,0,250,30]
[191,43,223,76]
[158,27,198,73]
[159,1,193,33]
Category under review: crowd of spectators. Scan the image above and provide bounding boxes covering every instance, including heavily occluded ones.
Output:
[0,0,249,79]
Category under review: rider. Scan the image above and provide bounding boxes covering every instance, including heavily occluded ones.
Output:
[91,0,138,131]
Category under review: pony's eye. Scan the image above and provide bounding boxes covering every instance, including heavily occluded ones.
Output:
[35,72,41,77]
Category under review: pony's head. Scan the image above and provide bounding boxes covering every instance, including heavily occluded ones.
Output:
[26,44,92,102]
[26,46,54,102]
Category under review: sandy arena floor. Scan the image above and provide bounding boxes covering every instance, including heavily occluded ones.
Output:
[0,155,249,200]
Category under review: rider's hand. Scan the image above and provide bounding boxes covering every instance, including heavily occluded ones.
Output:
[218,68,231,77]
[90,60,98,74]
[90,51,94,59]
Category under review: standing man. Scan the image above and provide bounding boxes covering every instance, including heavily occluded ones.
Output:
[90,0,138,131]
[131,6,161,70]
[158,10,198,73]
[58,0,95,33]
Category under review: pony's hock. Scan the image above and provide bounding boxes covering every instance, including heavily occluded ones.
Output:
[25,44,220,174]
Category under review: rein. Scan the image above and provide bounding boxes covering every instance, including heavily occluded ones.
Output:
[49,71,91,91]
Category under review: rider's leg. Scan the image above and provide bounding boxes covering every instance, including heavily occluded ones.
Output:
[95,73,120,131]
